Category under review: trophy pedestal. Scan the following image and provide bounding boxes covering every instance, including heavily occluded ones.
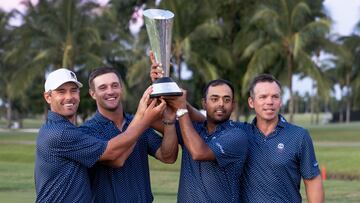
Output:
[151,77,183,98]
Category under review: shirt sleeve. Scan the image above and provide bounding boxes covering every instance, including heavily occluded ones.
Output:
[208,127,248,168]
[299,130,320,179]
[50,126,107,168]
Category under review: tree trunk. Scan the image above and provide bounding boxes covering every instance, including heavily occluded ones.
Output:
[287,53,294,123]
[315,95,319,124]
[339,87,345,123]
[6,99,12,128]
[310,94,315,125]
[174,40,182,81]
[345,73,351,123]
[232,103,240,121]
[176,55,181,81]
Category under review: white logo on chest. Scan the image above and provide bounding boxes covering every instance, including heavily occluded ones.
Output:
[277,143,284,150]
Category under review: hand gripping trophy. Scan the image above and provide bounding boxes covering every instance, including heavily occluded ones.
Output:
[143,9,183,97]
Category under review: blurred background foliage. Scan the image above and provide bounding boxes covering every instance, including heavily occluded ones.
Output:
[1,0,360,127]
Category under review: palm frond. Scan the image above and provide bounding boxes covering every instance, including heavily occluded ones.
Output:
[291,2,311,30]
[242,42,281,95]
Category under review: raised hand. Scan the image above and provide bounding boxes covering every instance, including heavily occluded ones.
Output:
[163,89,187,111]
[135,86,153,118]
[143,98,167,123]
[135,86,167,125]
[149,50,164,82]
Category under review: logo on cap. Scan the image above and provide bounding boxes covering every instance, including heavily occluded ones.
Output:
[70,72,76,79]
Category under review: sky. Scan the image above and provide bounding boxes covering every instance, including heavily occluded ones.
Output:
[0,0,360,100]
[289,0,360,100]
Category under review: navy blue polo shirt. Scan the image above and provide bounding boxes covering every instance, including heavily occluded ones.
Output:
[176,120,248,203]
[240,115,320,203]
[35,111,107,202]
[80,111,162,203]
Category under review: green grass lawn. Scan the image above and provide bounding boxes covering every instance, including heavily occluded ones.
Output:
[1,119,360,202]
[0,118,43,129]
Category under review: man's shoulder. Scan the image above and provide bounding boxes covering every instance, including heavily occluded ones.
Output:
[221,120,252,135]
[38,121,81,145]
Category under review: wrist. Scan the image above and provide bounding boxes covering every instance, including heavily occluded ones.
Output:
[176,108,188,119]
[162,119,176,125]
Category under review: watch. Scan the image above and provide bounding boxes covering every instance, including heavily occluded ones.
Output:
[176,108,188,118]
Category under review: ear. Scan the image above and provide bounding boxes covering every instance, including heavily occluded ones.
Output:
[201,98,206,109]
[89,88,96,100]
[44,92,52,104]
[248,97,254,109]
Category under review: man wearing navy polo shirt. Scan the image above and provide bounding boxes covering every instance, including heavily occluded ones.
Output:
[166,79,248,202]
[35,68,166,202]
[240,74,324,202]
[80,67,179,202]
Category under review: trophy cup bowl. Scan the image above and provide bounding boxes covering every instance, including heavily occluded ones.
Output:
[143,9,183,98]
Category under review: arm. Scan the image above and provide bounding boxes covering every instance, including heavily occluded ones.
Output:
[167,91,215,161]
[99,87,166,166]
[149,50,205,130]
[186,101,206,122]
[178,113,215,161]
[154,108,179,164]
[150,101,206,132]
[304,175,324,203]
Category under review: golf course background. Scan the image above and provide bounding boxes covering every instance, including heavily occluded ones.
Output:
[0,114,359,202]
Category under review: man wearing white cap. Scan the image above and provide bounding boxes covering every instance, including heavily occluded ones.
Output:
[34,68,166,202]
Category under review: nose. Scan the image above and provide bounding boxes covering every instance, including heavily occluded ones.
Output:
[63,91,74,101]
[218,98,225,106]
[265,97,274,105]
[105,86,115,95]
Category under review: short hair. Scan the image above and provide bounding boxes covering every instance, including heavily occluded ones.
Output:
[248,74,282,98]
[202,79,235,99]
[88,67,122,90]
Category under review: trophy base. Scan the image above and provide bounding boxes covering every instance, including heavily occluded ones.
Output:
[150,77,183,98]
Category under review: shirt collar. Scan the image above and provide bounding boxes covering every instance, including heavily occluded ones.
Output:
[47,110,71,123]
[251,114,286,128]
[92,110,131,125]
[250,114,287,139]
[201,119,236,133]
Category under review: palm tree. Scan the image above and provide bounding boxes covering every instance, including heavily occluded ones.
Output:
[122,0,224,109]
[329,33,360,123]
[0,10,13,127]
[5,0,106,98]
[240,0,330,122]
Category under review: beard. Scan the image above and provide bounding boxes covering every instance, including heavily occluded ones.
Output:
[208,109,231,124]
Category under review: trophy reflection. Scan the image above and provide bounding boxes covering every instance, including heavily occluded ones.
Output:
[143,9,183,98]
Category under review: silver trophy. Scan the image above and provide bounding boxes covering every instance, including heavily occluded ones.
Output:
[143,9,182,97]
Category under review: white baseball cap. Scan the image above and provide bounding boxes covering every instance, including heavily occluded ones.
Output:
[44,68,83,92]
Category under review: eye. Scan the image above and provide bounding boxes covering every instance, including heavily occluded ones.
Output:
[98,85,106,91]
[57,89,66,94]
[112,83,120,88]
[210,97,218,102]
[224,97,232,103]
[71,88,79,93]
[273,94,280,99]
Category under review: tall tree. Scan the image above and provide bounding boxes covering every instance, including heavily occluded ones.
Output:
[0,10,21,128]
[5,0,106,98]
[240,0,330,122]
[329,33,360,122]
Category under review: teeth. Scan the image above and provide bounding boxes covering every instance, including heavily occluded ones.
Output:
[64,103,74,107]
[106,97,116,101]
